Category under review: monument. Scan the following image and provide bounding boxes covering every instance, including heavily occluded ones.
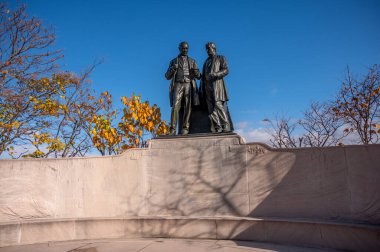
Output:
[0,42,379,251]
[165,42,233,135]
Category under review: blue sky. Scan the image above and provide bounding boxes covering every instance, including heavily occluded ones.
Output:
[12,0,380,142]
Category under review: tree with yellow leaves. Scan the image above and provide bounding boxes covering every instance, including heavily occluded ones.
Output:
[118,95,168,150]
[85,92,123,156]
[19,68,107,158]
[87,94,169,155]
[0,4,169,158]
[0,3,64,157]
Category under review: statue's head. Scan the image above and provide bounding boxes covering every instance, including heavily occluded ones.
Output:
[178,41,189,56]
[206,42,216,57]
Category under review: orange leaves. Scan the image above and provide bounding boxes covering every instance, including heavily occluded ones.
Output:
[131,113,138,120]
[24,133,65,157]
[88,111,121,155]
[1,72,168,157]
[359,103,368,109]
[117,94,169,150]
[372,86,380,96]
[0,4,93,158]
[156,121,169,135]
[24,150,45,158]
[1,69,103,158]
[373,124,380,134]
[147,121,154,130]
[121,96,128,105]
[15,57,23,64]
[127,124,135,132]
[31,97,60,116]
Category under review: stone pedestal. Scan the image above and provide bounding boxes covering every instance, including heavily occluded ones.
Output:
[176,106,211,134]
[1,134,380,251]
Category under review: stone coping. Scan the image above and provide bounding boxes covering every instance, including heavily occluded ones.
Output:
[245,141,380,151]
[154,132,239,139]
[1,134,378,161]
[1,216,379,230]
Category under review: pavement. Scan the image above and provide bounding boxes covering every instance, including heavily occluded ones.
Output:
[0,239,345,252]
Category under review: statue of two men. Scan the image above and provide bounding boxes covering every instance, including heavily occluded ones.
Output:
[165,41,233,135]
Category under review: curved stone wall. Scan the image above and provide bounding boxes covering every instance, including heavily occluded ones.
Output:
[1,134,379,251]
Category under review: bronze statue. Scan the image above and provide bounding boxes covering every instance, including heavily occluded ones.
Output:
[200,42,233,133]
[165,42,201,135]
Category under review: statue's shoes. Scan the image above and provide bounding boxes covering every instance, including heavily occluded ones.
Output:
[222,124,231,133]
[216,128,223,133]
[168,129,176,135]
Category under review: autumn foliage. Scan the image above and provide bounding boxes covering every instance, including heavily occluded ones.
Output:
[87,92,121,156]
[87,94,169,156]
[1,69,169,158]
[119,95,168,148]
[0,4,169,158]
[1,3,62,157]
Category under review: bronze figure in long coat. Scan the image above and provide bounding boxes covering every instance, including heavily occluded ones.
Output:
[200,42,233,132]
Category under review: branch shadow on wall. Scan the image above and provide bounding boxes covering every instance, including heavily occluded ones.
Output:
[120,142,380,250]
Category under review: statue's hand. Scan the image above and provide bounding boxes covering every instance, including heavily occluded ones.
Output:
[208,73,217,80]
[169,64,178,73]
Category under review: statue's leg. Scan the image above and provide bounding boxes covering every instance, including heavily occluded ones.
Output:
[224,102,234,131]
[209,117,216,133]
[181,82,192,134]
[169,83,184,134]
[214,101,230,132]
[209,108,222,133]
[205,91,221,132]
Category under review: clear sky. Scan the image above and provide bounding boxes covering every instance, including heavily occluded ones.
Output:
[11,0,380,142]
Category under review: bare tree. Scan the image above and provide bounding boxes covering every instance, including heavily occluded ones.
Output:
[0,3,62,84]
[332,65,380,144]
[263,116,303,148]
[300,101,347,147]
[265,65,380,148]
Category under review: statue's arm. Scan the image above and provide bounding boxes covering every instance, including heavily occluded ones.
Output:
[192,60,201,80]
[165,59,176,80]
[214,56,229,78]
[199,64,206,97]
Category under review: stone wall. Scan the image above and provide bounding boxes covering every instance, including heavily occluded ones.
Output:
[1,134,379,250]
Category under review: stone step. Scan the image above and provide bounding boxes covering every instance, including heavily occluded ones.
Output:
[1,216,379,251]
[0,238,345,252]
